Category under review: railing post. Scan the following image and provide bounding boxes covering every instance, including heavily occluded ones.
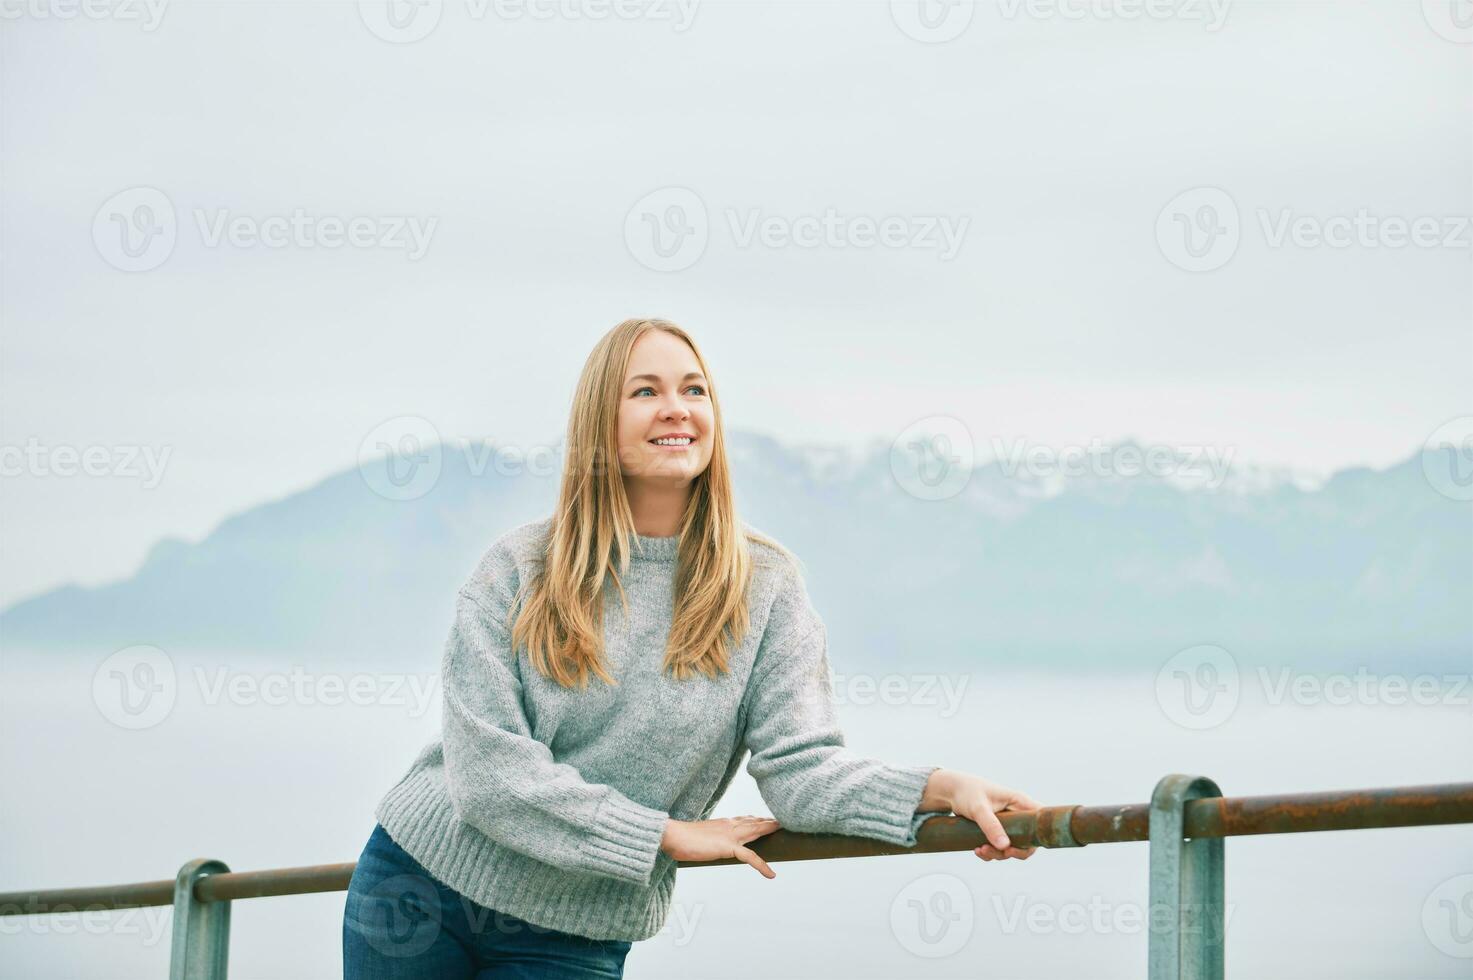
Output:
[170,858,231,980]
[1148,774,1225,980]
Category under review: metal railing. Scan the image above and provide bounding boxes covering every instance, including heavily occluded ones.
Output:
[3,776,1470,979]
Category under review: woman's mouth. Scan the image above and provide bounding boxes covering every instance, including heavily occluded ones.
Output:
[649,435,696,450]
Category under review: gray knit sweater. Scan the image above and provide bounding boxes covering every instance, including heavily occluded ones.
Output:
[373,516,941,942]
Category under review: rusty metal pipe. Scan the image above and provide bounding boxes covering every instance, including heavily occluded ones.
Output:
[3,781,1469,913]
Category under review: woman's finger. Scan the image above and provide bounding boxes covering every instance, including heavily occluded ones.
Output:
[733,844,776,879]
[971,802,1011,850]
[741,822,779,843]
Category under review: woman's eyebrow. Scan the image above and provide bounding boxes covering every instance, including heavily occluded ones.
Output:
[626,372,706,385]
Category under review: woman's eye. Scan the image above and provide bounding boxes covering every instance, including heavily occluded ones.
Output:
[633,385,704,397]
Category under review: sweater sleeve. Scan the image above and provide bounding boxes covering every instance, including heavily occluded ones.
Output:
[739,568,943,848]
[439,552,671,888]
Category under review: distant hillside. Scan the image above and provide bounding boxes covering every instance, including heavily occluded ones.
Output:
[2,432,1468,672]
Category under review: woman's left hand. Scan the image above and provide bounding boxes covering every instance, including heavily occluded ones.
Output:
[944,771,1043,862]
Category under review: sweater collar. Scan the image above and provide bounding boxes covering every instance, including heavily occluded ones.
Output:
[629,530,680,563]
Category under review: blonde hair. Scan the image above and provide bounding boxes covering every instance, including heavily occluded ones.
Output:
[510,318,793,688]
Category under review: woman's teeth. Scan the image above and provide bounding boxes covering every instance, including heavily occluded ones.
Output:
[651,437,693,446]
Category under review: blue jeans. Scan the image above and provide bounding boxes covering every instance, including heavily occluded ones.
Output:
[342,824,635,979]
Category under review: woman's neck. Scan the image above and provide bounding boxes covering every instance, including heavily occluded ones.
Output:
[623,479,691,537]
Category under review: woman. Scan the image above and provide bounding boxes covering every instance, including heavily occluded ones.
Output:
[342,318,1041,978]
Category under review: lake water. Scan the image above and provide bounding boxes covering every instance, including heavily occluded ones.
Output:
[2,650,1470,978]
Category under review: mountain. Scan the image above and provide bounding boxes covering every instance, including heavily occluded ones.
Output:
[2,432,1468,672]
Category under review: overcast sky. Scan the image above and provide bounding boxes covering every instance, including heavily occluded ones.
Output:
[1,0,1469,608]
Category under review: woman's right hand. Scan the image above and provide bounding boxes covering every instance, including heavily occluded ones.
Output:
[660,815,780,878]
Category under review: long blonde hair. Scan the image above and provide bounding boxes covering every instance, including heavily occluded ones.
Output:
[510,318,792,688]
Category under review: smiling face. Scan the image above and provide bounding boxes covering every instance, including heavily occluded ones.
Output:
[616,329,715,487]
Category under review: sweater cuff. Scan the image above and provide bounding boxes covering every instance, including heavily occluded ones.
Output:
[858,764,941,848]
[578,790,670,886]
